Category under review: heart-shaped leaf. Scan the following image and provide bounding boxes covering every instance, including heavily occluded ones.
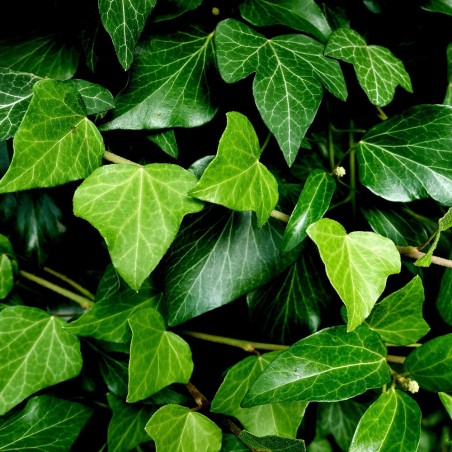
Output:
[190,111,278,226]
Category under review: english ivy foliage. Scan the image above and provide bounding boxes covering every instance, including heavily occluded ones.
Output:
[0,1,451,451]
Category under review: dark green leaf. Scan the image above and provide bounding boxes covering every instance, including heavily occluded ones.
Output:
[152,0,203,22]
[357,104,452,204]
[350,389,421,451]
[215,19,347,166]
[99,351,129,398]
[439,392,452,418]
[0,306,82,415]
[222,433,250,452]
[421,0,452,15]
[239,0,331,42]
[436,259,452,325]
[238,430,306,452]
[243,325,390,406]
[66,79,115,115]
[445,43,452,105]
[147,129,178,158]
[404,334,452,392]
[164,208,300,326]
[306,436,333,452]
[0,395,92,451]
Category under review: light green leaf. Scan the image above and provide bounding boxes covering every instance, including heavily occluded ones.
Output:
[366,276,430,345]
[107,393,154,452]
[73,163,203,291]
[211,352,308,438]
[164,208,299,326]
[145,404,222,451]
[0,79,104,193]
[357,104,452,204]
[147,129,178,158]
[127,308,193,402]
[101,27,217,130]
[404,334,452,392]
[0,306,83,415]
[215,19,347,166]
[0,395,92,451]
[0,35,79,80]
[0,255,13,300]
[243,325,390,406]
[190,111,278,226]
[306,436,332,452]
[350,389,421,451]
[422,0,452,15]
[436,256,452,326]
[307,218,401,331]
[325,28,412,106]
[239,0,331,42]
[445,43,452,105]
[238,430,306,451]
[0,68,41,140]
[281,170,336,253]
[439,392,452,418]
[66,79,115,115]
[99,0,157,70]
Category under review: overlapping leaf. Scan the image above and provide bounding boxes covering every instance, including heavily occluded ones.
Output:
[350,389,421,451]
[152,0,203,22]
[190,111,278,226]
[325,28,412,106]
[127,308,193,402]
[73,163,203,291]
[243,325,390,406]
[0,79,104,193]
[422,0,452,15]
[215,19,347,166]
[66,79,115,115]
[147,129,178,158]
[0,395,92,451]
[211,352,308,437]
[99,0,156,70]
[0,306,83,415]
[101,27,217,130]
[357,104,452,204]
[439,392,452,418]
[307,218,401,331]
[238,431,306,452]
[239,0,332,42]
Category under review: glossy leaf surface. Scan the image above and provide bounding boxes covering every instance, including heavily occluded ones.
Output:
[66,79,115,115]
[239,430,306,451]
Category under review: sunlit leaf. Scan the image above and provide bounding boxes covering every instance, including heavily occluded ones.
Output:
[66,79,115,115]
[0,255,13,300]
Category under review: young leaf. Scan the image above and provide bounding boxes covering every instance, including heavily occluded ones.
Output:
[404,334,452,392]
[325,28,412,106]
[238,430,306,451]
[242,325,390,407]
[73,163,203,291]
[147,129,178,158]
[101,27,217,130]
[145,404,222,451]
[0,306,83,415]
[211,352,308,438]
[99,0,157,70]
[127,308,193,402]
[366,276,430,345]
[350,389,421,451]
[0,68,40,140]
[281,170,336,254]
[190,111,279,226]
[163,208,299,326]
[215,19,347,166]
[0,395,92,451]
[439,392,452,418]
[307,218,401,331]
[239,0,332,42]
[436,257,452,325]
[66,79,115,115]
[107,393,155,452]
[0,79,104,193]
[357,104,452,205]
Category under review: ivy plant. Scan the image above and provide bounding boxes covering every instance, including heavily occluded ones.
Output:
[0,1,451,451]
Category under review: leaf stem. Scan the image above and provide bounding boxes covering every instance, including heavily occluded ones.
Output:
[103,150,140,165]
[43,266,95,300]
[19,270,94,309]
[386,354,406,364]
[260,132,272,154]
[270,209,290,222]
[397,246,452,269]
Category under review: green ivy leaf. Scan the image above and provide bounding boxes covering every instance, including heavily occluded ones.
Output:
[307,218,401,331]
[0,68,40,140]
[127,308,193,402]
[164,208,299,326]
[436,256,452,326]
[107,393,155,452]
[445,43,452,105]
[215,19,347,166]
[357,104,452,204]
[281,170,336,254]
[0,395,92,451]
[350,389,421,451]
[243,325,390,406]
[66,79,115,115]
[306,436,332,452]
[325,28,412,106]
[211,352,308,437]
[152,0,203,22]
[98,349,129,399]
[145,404,222,451]
[439,392,452,418]
[0,306,83,415]
[0,79,104,193]
[238,430,306,451]
[101,27,217,131]
[222,433,250,452]
[366,276,430,345]
[0,255,13,300]
[404,334,452,392]
[147,129,178,158]
[0,35,79,80]
[421,0,452,15]
[239,0,331,42]
[99,0,156,70]
[190,111,278,226]
[73,163,203,291]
